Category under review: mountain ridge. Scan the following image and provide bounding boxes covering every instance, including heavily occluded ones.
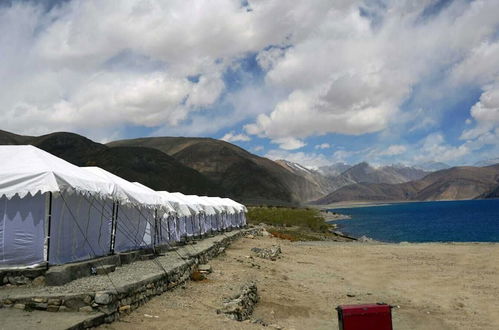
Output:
[109,137,326,204]
[315,164,499,204]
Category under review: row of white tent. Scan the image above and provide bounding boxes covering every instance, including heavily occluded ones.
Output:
[0,145,247,269]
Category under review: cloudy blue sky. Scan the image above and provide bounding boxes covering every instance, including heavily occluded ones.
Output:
[1,0,499,167]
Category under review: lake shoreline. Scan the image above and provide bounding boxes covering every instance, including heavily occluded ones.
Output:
[320,199,499,244]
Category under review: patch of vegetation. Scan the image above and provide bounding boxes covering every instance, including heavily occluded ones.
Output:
[268,229,324,241]
[247,206,331,232]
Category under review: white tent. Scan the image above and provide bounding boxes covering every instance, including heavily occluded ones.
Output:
[0,145,249,269]
[0,146,117,268]
[221,198,247,228]
[82,167,173,252]
[183,195,218,235]
[169,192,203,238]
[157,191,195,240]
[197,196,227,232]
[130,182,182,244]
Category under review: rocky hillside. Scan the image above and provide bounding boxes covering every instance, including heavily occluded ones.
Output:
[274,160,337,199]
[334,162,429,185]
[315,164,499,204]
[314,162,430,195]
[109,137,324,204]
[318,163,352,177]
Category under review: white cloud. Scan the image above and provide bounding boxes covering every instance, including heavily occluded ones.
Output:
[414,133,470,163]
[253,145,264,152]
[246,0,499,143]
[379,145,407,156]
[0,0,498,156]
[315,143,331,150]
[271,137,306,150]
[459,84,499,152]
[221,131,251,142]
[0,0,326,139]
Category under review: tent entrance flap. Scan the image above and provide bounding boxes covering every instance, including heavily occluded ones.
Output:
[0,193,45,268]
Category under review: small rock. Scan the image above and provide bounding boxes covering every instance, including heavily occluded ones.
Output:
[32,297,47,303]
[347,293,356,297]
[58,306,69,312]
[94,292,112,305]
[119,305,131,312]
[9,275,28,285]
[198,264,212,273]
[34,303,48,310]
[246,235,255,239]
[79,306,93,313]
[83,295,93,305]
[47,298,61,306]
[13,303,25,310]
[32,276,45,287]
[47,305,59,312]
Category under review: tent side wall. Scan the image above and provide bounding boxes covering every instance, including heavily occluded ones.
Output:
[113,204,153,253]
[49,192,113,265]
[0,193,46,268]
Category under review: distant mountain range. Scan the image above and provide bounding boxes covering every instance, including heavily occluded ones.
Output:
[1,129,498,205]
[109,136,324,204]
[315,164,499,204]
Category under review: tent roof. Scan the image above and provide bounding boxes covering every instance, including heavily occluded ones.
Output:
[82,167,165,209]
[169,192,203,213]
[131,182,176,213]
[0,145,115,199]
[221,198,247,212]
[184,195,218,215]
[209,197,240,214]
[199,196,232,213]
[156,191,196,217]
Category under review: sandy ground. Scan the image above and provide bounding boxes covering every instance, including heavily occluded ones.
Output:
[102,235,499,330]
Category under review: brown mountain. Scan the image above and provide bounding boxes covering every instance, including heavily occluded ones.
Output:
[274,159,337,199]
[315,164,499,204]
[108,137,322,204]
[0,130,222,196]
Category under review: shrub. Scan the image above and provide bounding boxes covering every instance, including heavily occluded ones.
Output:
[247,206,329,233]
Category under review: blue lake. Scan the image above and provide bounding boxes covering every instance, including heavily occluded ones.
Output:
[329,199,499,243]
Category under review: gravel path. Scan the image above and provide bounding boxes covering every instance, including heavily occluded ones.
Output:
[0,232,240,298]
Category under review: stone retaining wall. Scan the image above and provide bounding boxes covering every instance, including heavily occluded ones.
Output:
[0,228,260,328]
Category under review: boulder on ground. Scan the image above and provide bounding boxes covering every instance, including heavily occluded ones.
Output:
[220,282,259,321]
[251,245,281,261]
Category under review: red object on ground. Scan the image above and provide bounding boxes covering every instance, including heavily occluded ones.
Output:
[336,303,393,330]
